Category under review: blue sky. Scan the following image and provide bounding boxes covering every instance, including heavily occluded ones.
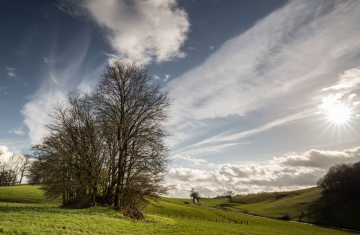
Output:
[1,0,360,197]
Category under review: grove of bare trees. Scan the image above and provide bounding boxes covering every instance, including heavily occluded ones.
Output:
[28,61,171,214]
[0,152,31,186]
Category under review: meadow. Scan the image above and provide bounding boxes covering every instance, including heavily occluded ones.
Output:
[0,185,356,234]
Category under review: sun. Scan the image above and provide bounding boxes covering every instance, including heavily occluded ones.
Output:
[326,104,350,124]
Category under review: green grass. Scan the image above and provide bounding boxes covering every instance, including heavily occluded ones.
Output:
[0,185,356,234]
[199,187,360,230]
[0,185,59,204]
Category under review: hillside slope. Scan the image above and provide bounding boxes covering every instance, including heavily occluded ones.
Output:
[200,187,360,230]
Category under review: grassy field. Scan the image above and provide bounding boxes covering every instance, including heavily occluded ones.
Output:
[199,187,360,230]
[0,185,356,234]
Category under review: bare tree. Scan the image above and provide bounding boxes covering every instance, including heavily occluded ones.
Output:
[92,61,171,209]
[18,155,31,185]
[224,191,235,202]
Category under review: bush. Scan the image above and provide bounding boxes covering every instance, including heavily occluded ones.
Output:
[278,213,292,220]
[120,207,144,220]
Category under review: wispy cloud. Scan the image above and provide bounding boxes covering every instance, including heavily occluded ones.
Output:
[165,0,360,155]
[321,67,360,91]
[8,130,25,135]
[171,155,208,166]
[5,66,17,78]
[21,27,91,145]
[190,110,313,149]
[43,56,54,65]
[164,74,171,82]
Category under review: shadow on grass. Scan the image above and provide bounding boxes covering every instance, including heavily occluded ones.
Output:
[0,204,121,217]
[306,192,360,231]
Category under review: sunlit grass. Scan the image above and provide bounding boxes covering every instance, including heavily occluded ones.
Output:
[0,185,355,234]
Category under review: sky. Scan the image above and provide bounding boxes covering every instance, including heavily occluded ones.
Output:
[1,0,360,198]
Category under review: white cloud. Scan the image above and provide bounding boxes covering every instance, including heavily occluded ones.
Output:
[274,146,360,169]
[348,93,357,101]
[209,45,214,50]
[0,145,13,162]
[21,88,67,145]
[5,66,17,78]
[8,130,25,135]
[167,145,360,198]
[322,67,360,91]
[153,75,160,80]
[164,74,171,82]
[60,0,190,64]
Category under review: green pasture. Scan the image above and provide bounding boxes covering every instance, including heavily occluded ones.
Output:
[0,185,356,234]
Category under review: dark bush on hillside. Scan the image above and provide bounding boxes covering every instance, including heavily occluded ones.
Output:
[317,161,360,199]
[278,213,292,220]
[120,207,144,220]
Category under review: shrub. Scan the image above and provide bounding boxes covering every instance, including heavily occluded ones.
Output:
[120,207,144,220]
[279,213,292,220]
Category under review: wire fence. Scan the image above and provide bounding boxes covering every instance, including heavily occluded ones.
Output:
[144,206,249,225]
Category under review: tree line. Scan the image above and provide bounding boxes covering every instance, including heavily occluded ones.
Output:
[28,61,171,213]
[317,160,360,199]
[0,150,30,186]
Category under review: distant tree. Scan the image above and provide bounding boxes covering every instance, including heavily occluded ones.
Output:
[317,161,360,199]
[223,191,235,202]
[18,155,31,185]
[0,153,29,186]
[190,188,200,200]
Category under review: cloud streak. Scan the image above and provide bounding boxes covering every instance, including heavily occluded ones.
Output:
[8,130,25,136]
[165,0,360,157]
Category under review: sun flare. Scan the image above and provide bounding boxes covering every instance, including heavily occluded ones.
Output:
[326,104,350,124]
